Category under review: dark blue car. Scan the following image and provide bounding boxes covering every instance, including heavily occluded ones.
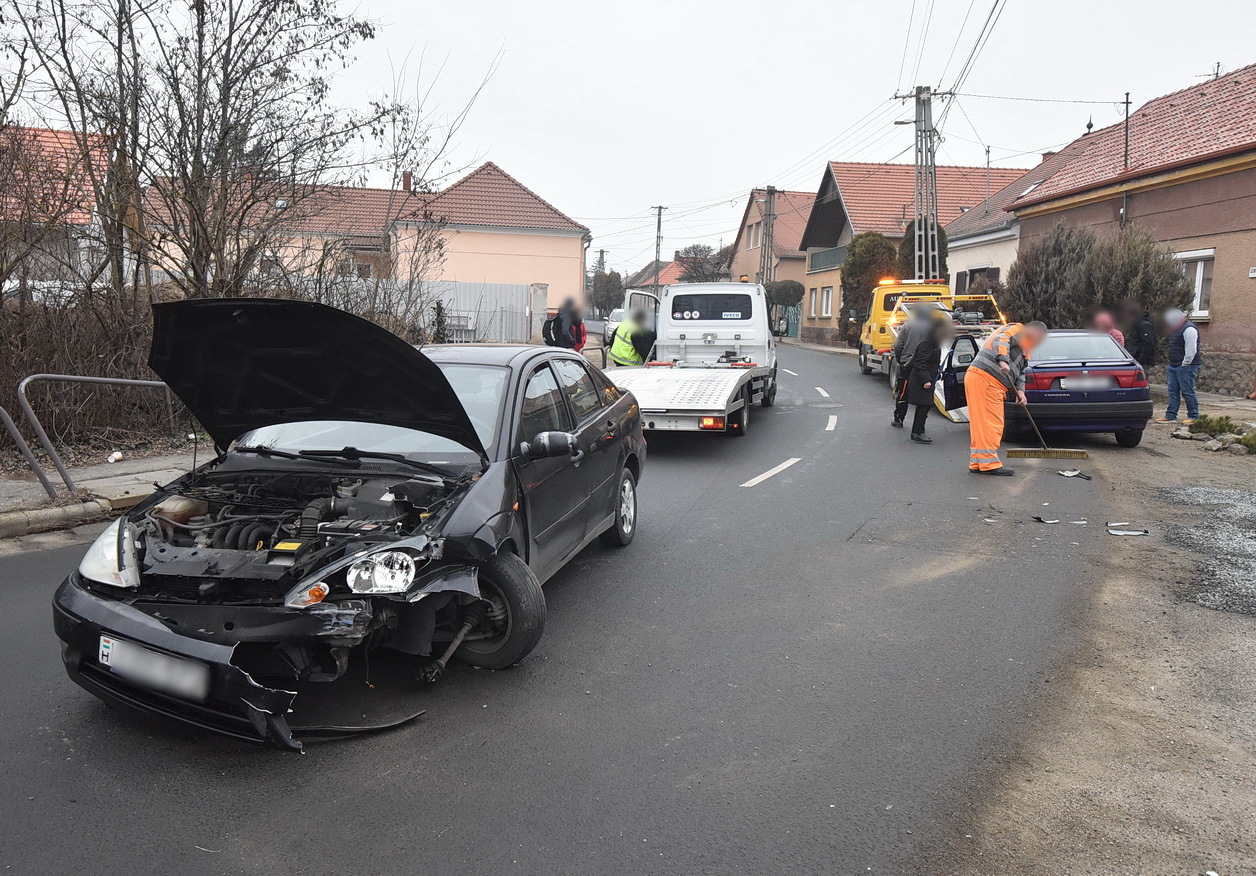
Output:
[942,329,1153,447]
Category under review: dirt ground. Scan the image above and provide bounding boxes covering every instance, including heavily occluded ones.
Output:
[934,420,1256,875]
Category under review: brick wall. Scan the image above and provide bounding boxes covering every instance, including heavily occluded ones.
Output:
[800,325,847,346]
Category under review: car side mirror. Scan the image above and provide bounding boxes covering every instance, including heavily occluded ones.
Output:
[520,431,580,461]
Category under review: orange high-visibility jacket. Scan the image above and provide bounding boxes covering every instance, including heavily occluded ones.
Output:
[970,323,1032,391]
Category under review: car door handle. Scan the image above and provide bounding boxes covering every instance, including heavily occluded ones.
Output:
[603,420,618,438]
[571,448,585,466]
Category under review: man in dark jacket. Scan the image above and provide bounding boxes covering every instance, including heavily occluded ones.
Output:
[1156,307,1202,423]
[1123,302,1157,367]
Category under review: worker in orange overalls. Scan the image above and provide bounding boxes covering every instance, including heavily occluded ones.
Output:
[965,320,1048,476]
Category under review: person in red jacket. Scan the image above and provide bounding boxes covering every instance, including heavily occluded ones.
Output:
[572,310,587,352]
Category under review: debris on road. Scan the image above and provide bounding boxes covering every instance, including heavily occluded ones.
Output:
[1032,516,1060,524]
[1057,469,1092,480]
[1107,525,1150,536]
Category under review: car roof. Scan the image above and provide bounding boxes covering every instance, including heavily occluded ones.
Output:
[421,343,595,370]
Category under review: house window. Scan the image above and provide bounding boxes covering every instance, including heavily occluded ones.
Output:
[808,288,817,318]
[259,256,280,277]
[746,224,755,249]
[356,262,372,280]
[1174,249,1215,317]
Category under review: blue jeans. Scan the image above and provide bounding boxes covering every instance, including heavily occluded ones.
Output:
[1165,361,1201,420]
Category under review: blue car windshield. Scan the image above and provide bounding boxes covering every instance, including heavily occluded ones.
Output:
[1033,334,1128,362]
[232,363,509,464]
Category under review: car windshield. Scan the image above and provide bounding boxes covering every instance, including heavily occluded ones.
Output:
[1033,334,1128,362]
[609,309,625,321]
[232,363,509,465]
[670,293,753,321]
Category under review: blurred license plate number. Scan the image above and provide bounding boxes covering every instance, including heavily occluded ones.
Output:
[98,635,210,701]
[1060,377,1109,390]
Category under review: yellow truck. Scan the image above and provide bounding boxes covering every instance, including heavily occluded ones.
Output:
[856,278,1005,387]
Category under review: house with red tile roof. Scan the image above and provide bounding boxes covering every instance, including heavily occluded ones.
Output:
[149,161,589,309]
[727,188,815,288]
[944,142,1093,293]
[794,160,1026,345]
[1,125,107,287]
[1004,62,1256,395]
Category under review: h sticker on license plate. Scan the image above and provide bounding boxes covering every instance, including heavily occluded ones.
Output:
[98,635,210,702]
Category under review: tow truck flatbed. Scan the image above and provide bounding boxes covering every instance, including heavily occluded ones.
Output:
[609,363,772,432]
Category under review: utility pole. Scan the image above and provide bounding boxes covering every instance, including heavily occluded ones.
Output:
[758,186,776,285]
[651,206,667,289]
[894,85,948,280]
[984,145,991,205]
[596,248,606,273]
[1123,92,1132,169]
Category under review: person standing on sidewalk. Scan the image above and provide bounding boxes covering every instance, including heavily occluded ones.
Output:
[1156,308,1202,424]
[965,321,1048,476]
[890,303,941,428]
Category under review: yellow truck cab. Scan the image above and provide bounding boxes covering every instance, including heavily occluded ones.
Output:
[856,278,1005,385]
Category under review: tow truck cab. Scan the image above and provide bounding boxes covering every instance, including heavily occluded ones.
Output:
[856,279,1005,379]
[626,282,774,368]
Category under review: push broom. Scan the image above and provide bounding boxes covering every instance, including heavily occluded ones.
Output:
[1006,403,1089,460]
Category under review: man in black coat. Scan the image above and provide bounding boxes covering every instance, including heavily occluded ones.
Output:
[1123,302,1157,367]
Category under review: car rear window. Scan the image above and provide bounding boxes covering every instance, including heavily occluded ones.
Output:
[1033,334,1128,361]
[670,294,753,321]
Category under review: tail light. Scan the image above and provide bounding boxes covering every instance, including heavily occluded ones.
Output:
[1116,369,1148,388]
[1025,371,1057,391]
[699,416,725,430]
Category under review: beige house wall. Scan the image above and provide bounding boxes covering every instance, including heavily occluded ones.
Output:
[799,263,844,345]
[396,224,586,311]
[948,230,1020,281]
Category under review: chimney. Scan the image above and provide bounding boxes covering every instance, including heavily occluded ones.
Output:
[1041,151,1057,162]
[402,170,412,192]
[674,250,680,260]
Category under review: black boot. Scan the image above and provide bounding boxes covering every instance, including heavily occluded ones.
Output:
[911,432,932,443]
[891,417,904,428]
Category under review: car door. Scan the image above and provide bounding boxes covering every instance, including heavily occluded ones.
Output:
[941,335,980,411]
[512,362,589,574]
[552,357,619,516]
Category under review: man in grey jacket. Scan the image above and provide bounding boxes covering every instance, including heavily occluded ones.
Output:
[891,303,944,427]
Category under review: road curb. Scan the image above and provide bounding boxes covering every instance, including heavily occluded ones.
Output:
[0,499,115,539]
[780,339,857,357]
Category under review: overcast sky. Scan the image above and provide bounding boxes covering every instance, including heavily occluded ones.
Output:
[338,0,1254,276]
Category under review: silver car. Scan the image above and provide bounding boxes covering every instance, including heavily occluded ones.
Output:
[604,308,625,344]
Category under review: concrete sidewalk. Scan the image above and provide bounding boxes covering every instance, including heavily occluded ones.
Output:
[1149,384,1256,418]
[779,338,857,356]
[0,451,195,537]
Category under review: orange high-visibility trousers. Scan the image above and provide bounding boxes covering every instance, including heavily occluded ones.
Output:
[966,367,1008,471]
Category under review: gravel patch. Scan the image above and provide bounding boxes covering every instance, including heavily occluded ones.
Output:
[1164,486,1256,615]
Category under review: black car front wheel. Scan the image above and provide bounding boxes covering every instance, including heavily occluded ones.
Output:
[453,552,545,670]
[599,467,637,547]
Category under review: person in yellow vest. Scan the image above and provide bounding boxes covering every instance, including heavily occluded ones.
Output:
[608,309,656,366]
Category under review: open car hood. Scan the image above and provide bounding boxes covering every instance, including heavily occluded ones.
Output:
[150,298,485,458]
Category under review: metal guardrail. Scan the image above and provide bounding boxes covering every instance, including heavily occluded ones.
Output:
[0,403,58,499]
[16,374,168,495]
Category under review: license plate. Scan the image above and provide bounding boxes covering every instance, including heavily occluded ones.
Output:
[98,635,210,702]
[1060,377,1110,390]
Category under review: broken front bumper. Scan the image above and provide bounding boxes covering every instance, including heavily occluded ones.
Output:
[52,573,373,751]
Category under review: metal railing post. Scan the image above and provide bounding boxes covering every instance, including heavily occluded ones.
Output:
[16,374,169,495]
[0,404,58,499]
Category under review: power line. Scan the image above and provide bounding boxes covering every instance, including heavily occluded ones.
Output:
[937,0,978,86]
[909,0,938,87]
[896,0,919,93]
[956,92,1118,105]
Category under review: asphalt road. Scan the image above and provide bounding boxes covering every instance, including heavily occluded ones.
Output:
[0,345,1116,875]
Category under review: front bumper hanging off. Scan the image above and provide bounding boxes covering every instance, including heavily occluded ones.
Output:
[52,575,418,752]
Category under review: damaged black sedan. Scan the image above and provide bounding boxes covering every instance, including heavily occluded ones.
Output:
[53,298,645,750]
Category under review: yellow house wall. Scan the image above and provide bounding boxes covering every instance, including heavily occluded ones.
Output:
[395,225,587,311]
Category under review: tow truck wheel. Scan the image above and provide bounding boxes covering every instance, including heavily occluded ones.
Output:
[729,389,750,436]
[760,371,777,407]
[859,346,873,375]
[888,360,898,390]
[453,552,546,670]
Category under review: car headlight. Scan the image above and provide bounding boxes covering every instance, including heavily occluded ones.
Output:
[346,550,416,594]
[79,518,140,589]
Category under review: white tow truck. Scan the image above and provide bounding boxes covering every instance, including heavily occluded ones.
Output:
[607,282,778,436]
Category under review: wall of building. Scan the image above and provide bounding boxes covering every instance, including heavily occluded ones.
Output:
[798,262,844,346]
[1019,165,1256,394]
[396,224,586,311]
[948,229,1020,285]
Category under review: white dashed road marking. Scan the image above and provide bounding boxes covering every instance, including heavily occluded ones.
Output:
[740,457,802,488]
[815,387,830,398]
[826,415,837,431]
[782,368,799,376]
